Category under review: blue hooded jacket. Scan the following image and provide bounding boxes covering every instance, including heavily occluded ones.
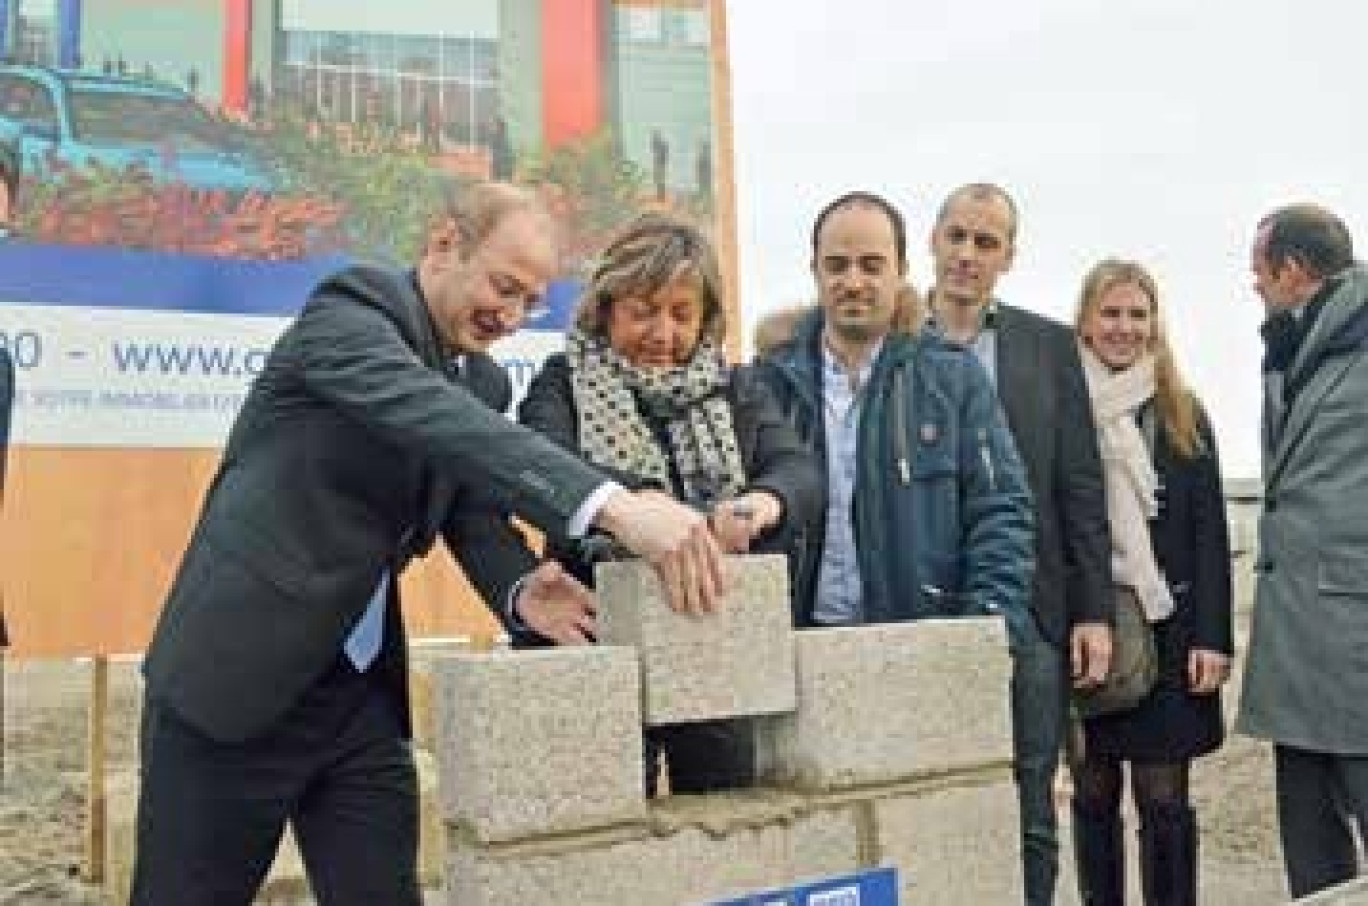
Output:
[754,310,1035,643]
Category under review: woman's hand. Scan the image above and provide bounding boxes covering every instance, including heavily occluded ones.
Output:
[709,491,783,554]
[1188,648,1231,695]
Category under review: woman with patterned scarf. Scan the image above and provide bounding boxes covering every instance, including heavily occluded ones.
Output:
[518,213,821,796]
[1068,259,1234,906]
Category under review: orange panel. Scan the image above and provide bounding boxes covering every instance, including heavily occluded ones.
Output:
[542,0,605,146]
[1,448,498,658]
[221,0,250,113]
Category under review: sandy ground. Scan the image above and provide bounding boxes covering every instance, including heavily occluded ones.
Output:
[0,598,1291,905]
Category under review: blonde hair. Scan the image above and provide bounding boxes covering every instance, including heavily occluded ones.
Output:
[574,213,725,342]
[1074,258,1202,459]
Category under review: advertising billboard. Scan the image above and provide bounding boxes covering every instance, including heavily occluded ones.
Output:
[0,0,733,655]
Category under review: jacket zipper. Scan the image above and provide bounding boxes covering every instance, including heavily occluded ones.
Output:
[978,428,996,491]
[892,366,911,486]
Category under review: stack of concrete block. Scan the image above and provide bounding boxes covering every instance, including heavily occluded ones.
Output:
[432,557,1020,905]
[753,617,1018,904]
[446,794,868,906]
[596,553,797,724]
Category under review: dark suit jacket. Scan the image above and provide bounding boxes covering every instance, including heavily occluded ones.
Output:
[142,266,608,743]
[994,305,1112,644]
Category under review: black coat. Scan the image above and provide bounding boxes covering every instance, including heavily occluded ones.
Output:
[142,267,609,743]
[1084,403,1234,762]
[518,352,823,607]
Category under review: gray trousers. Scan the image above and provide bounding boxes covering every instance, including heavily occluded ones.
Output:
[1275,744,1368,899]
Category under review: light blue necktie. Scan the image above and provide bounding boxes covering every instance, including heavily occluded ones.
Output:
[344,570,390,671]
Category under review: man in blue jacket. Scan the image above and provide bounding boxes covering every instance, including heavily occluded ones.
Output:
[754,190,1033,643]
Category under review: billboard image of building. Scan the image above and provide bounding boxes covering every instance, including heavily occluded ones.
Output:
[0,0,733,657]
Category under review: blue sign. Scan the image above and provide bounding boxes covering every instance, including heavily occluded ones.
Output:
[709,866,899,906]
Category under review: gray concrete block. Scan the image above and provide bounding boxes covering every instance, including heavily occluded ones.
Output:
[873,770,1021,905]
[756,618,1012,790]
[433,647,646,843]
[596,554,797,726]
[442,798,865,906]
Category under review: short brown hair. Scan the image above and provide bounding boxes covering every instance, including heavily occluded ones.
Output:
[574,213,725,342]
[438,180,548,253]
[1258,203,1354,280]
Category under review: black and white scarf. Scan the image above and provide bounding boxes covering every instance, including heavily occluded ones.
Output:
[567,329,747,508]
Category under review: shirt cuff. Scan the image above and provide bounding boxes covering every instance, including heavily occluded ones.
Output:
[504,573,532,633]
[567,481,623,539]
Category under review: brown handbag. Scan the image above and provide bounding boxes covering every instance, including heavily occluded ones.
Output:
[1073,584,1158,720]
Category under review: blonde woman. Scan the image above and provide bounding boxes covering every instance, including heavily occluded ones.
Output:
[1069,259,1233,905]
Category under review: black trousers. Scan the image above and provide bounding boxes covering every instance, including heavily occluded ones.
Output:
[1275,744,1368,899]
[130,658,420,906]
[645,718,754,797]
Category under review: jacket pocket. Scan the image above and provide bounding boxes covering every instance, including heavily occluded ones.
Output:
[910,422,958,479]
[1318,550,1368,596]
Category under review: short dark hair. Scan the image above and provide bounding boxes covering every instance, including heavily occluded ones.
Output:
[810,191,907,266]
[936,182,1019,242]
[1259,204,1355,280]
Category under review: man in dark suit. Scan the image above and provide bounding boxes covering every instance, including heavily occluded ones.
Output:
[927,183,1113,905]
[131,182,726,905]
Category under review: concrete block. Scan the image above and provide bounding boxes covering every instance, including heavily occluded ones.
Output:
[596,553,797,725]
[433,646,646,843]
[756,618,1012,790]
[873,770,1021,905]
[443,798,865,906]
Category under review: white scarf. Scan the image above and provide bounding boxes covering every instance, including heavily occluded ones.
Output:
[1080,345,1175,623]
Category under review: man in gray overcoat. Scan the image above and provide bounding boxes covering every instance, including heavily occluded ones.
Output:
[1238,203,1368,898]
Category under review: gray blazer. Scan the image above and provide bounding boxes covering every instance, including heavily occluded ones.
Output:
[142,266,607,743]
[1238,264,1368,753]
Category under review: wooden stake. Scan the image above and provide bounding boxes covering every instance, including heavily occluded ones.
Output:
[83,655,108,884]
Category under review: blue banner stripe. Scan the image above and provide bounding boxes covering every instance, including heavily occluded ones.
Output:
[0,241,580,327]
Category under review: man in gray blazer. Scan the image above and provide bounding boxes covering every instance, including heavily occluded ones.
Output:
[1238,203,1368,899]
[131,182,726,905]
[927,183,1113,905]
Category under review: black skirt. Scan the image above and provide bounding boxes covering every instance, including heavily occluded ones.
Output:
[1082,615,1225,763]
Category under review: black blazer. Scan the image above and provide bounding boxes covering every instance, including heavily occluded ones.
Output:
[142,267,609,743]
[994,305,1112,644]
[518,352,822,595]
[1146,404,1233,656]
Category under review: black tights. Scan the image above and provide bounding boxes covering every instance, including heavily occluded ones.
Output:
[1072,756,1191,815]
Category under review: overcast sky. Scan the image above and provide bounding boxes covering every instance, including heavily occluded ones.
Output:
[725,0,1367,480]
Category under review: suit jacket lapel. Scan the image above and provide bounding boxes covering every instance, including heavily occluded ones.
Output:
[994,306,1033,440]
